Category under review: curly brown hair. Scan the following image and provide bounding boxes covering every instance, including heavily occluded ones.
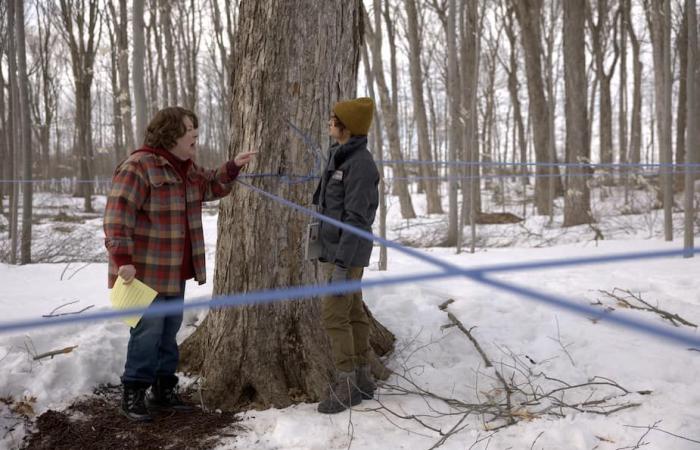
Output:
[143,107,199,150]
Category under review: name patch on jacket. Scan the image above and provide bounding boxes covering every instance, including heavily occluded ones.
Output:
[332,170,344,181]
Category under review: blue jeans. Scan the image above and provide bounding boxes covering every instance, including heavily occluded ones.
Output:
[121,283,185,385]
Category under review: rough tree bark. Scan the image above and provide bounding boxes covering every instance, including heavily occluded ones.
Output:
[563,0,593,227]
[180,0,394,411]
[446,0,461,245]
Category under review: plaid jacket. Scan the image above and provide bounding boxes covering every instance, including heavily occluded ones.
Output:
[104,151,238,295]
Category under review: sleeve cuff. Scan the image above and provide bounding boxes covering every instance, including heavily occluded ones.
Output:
[226,160,242,180]
[112,255,133,267]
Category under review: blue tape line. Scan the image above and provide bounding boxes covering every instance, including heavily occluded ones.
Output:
[382,159,700,169]
[474,273,700,348]
[0,270,460,334]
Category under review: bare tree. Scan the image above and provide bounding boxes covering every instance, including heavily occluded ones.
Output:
[361,42,388,270]
[675,5,688,190]
[105,12,125,167]
[367,0,416,219]
[446,0,461,244]
[107,0,135,153]
[586,0,620,176]
[57,0,101,213]
[563,0,593,227]
[133,0,147,142]
[627,1,643,168]
[685,0,698,256]
[179,0,393,410]
[404,0,443,214]
[159,0,178,106]
[28,2,58,179]
[176,0,201,111]
[7,0,19,262]
[645,0,674,241]
[513,0,553,216]
[16,0,33,263]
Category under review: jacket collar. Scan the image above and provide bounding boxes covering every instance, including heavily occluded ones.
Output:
[328,135,367,170]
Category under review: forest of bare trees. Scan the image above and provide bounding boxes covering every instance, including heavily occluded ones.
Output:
[0,0,699,262]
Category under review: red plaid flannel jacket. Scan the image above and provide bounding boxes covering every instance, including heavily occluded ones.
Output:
[104,150,238,295]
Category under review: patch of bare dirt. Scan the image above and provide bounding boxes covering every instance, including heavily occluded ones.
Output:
[22,384,242,450]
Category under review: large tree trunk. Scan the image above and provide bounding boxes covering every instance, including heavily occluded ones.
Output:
[563,0,593,227]
[405,0,443,215]
[514,0,553,216]
[180,0,394,411]
[16,0,33,264]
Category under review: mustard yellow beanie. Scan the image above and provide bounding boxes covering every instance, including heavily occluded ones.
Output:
[333,97,375,136]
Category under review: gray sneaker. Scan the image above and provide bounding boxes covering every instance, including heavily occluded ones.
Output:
[355,365,376,400]
[317,370,363,414]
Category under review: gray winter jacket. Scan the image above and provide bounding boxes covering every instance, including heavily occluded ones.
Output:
[312,135,379,268]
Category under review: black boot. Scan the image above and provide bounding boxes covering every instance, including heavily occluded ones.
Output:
[146,375,194,412]
[121,382,152,422]
[355,364,376,400]
[317,370,363,414]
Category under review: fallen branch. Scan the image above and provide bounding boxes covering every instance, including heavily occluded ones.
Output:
[32,345,78,361]
[43,301,94,318]
[439,299,515,426]
[598,289,697,328]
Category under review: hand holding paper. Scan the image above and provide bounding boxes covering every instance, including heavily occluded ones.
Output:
[109,276,158,328]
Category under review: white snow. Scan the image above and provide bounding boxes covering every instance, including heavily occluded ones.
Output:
[1,189,700,449]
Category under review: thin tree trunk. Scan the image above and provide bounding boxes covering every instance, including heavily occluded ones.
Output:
[446,0,461,244]
[369,0,416,219]
[16,0,33,264]
[8,0,19,263]
[563,0,593,227]
[361,42,387,270]
[133,0,147,143]
[652,0,674,240]
[405,0,443,214]
[676,7,688,191]
[620,0,629,202]
[684,0,697,257]
[628,8,643,167]
[514,0,552,216]
[180,0,393,411]
[160,0,178,106]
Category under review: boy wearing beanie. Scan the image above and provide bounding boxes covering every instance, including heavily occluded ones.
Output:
[312,97,380,414]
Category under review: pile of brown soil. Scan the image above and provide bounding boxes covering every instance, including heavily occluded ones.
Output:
[22,384,242,450]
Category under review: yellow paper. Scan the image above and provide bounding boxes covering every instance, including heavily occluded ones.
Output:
[110,276,158,328]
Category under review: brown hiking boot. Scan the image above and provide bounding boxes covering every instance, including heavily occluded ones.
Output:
[355,364,376,400]
[317,370,362,414]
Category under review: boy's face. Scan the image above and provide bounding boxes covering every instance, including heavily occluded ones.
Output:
[171,116,198,161]
[328,115,349,143]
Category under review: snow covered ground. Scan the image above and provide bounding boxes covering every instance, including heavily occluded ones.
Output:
[1,187,700,449]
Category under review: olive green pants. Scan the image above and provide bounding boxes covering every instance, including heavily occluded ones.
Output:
[320,262,370,372]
